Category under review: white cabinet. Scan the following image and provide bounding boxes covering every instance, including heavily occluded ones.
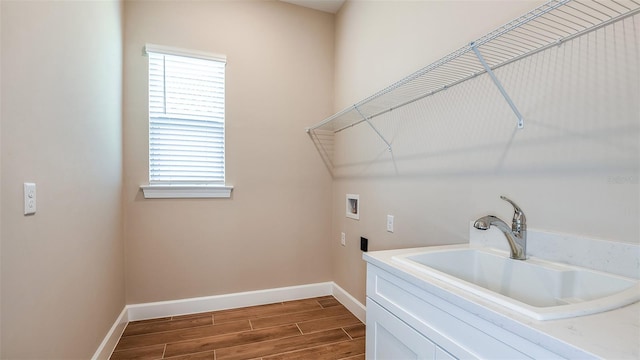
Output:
[365,264,563,359]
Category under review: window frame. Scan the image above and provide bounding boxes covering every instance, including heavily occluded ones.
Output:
[140,44,232,199]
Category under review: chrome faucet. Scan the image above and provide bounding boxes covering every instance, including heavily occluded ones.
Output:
[474,196,527,260]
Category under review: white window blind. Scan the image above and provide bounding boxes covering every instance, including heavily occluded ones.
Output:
[147,45,226,185]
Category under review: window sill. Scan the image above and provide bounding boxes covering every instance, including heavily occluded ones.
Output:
[140,185,233,199]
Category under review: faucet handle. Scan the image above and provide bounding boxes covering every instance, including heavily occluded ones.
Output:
[500,196,526,232]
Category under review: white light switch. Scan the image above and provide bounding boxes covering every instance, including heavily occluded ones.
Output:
[24,182,36,215]
[341,232,346,246]
[387,215,394,233]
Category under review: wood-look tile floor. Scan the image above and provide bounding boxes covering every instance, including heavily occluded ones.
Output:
[110,296,365,360]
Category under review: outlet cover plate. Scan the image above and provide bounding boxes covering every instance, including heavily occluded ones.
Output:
[386,215,394,232]
[24,182,36,215]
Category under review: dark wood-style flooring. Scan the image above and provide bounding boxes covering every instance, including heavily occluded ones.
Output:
[110,296,365,360]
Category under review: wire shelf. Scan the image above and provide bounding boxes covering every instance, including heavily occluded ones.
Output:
[306,0,640,137]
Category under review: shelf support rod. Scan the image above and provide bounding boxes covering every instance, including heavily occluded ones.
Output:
[355,105,392,151]
[470,41,524,129]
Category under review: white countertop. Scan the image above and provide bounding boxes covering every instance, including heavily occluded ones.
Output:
[363,243,640,359]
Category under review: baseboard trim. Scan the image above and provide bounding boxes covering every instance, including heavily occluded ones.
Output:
[92,307,129,360]
[95,281,366,359]
[127,282,334,321]
[331,282,366,324]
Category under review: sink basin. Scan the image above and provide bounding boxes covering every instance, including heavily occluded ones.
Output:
[392,247,640,320]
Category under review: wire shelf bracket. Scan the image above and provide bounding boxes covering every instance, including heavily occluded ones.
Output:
[355,105,393,151]
[470,41,525,129]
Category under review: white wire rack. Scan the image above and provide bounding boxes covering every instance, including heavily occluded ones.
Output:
[306,0,640,152]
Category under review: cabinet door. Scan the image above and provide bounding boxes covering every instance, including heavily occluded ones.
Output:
[367,298,437,360]
[435,347,456,360]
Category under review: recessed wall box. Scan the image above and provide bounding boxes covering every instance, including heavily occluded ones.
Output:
[346,194,359,220]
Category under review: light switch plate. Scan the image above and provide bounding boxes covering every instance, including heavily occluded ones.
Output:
[387,215,394,233]
[24,182,36,215]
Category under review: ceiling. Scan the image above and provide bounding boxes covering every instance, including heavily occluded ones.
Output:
[280,0,346,14]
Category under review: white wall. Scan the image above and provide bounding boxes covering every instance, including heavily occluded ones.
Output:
[1,1,125,358]
[330,1,640,303]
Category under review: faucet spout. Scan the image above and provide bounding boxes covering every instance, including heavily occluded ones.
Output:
[474,215,526,260]
[474,196,527,260]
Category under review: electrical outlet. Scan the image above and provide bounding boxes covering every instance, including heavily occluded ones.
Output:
[387,215,394,233]
[24,182,36,215]
[341,232,346,246]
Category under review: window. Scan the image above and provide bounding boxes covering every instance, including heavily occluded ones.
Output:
[141,44,232,198]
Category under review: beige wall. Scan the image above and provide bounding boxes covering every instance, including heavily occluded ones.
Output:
[331,1,640,303]
[123,1,334,303]
[0,1,125,359]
